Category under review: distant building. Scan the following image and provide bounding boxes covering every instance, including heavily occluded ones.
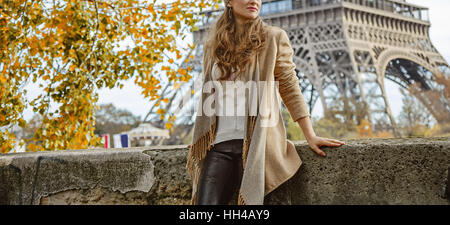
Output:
[125,123,170,146]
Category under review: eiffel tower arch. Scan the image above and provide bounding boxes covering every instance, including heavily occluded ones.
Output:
[340,0,450,128]
[188,0,450,135]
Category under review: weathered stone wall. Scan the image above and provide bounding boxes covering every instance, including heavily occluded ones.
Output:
[1,137,449,205]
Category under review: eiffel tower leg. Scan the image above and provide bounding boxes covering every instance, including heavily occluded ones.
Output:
[351,72,373,125]
[349,50,373,124]
[375,72,401,137]
[316,83,330,119]
[334,66,355,130]
[314,48,368,132]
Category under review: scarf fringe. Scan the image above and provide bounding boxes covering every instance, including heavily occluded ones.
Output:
[187,120,217,177]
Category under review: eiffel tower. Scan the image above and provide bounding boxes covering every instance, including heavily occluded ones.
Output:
[178,0,450,137]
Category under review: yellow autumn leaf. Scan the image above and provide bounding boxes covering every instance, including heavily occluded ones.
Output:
[124,16,131,24]
[156,108,165,114]
[178,68,186,75]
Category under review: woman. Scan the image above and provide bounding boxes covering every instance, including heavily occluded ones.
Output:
[186,0,345,205]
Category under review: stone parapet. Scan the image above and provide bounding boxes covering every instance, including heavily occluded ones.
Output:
[1,137,448,205]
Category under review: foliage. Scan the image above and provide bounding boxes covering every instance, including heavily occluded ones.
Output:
[372,130,394,138]
[0,0,221,153]
[19,113,42,151]
[312,116,356,139]
[424,123,450,137]
[396,87,436,137]
[94,103,140,136]
[326,95,368,133]
[356,118,373,138]
[282,108,305,141]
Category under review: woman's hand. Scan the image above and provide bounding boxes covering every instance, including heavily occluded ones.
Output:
[295,116,344,157]
[306,135,344,157]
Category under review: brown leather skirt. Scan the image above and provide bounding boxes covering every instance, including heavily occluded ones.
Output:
[195,138,244,205]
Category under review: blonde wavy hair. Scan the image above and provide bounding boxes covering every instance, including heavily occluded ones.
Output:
[204,0,268,81]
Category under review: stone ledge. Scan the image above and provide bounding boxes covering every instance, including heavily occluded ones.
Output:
[0,137,449,205]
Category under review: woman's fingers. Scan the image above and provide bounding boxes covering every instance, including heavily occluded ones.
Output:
[317,140,339,147]
[311,145,326,157]
[329,141,343,146]
[324,138,345,146]
[328,138,345,144]
[309,137,345,157]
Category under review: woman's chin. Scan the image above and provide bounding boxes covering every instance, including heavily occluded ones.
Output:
[247,13,259,20]
[242,15,259,22]
[236,12,259,21]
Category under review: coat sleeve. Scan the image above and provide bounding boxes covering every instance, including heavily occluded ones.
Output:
[274,29,310,122]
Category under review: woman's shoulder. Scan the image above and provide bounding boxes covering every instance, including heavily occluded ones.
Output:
[262,22,285,40]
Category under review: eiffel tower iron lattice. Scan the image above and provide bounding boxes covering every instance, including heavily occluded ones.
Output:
[181,0,449,136]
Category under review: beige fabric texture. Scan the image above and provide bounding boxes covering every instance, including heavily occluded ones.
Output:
[187,22,311,205]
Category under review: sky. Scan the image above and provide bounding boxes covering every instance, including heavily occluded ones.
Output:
[22,0,450,124]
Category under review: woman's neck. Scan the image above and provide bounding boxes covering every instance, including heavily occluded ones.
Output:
[234,15,247,35]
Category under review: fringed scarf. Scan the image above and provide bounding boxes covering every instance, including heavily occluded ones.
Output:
[187,51,264,205]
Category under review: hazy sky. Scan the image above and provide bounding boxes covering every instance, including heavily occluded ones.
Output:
[23,0,450,124]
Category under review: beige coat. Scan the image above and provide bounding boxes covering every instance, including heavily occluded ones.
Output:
[187,22,310,205]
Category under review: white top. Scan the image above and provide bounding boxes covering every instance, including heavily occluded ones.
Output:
[211,62,247,145]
